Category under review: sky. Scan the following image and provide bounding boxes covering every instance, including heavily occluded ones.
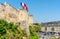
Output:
[0,0,60,23]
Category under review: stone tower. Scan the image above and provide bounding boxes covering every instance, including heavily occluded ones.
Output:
[0,2,33,36]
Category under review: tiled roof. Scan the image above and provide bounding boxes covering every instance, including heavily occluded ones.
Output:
[41,21,60,27]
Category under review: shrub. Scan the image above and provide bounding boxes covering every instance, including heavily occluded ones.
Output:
[29,26,39,39]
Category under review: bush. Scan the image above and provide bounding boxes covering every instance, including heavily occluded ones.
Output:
[0,35,9,39]
[49,37,59,39]
[0,19,27,39]
[29,26,39,39]
[29,35,39,39]
[34,24,41,32]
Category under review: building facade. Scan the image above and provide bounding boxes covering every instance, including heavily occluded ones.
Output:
[41,21,60,32]
[0,2,33,36]
[40,21,60,38]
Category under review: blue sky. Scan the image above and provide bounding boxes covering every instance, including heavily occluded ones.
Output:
[0,0,60,23]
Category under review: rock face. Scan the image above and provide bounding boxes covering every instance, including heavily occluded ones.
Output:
[0,2,33,36]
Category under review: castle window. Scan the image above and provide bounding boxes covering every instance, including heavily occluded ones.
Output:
[16,22,20,25]
[9,13,16,18]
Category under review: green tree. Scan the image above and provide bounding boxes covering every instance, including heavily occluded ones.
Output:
[34,24,41,32]
[29,26,39,39]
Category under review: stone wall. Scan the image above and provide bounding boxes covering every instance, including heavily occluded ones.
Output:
[0,2,33,36]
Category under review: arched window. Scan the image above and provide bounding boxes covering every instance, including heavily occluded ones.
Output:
[45,27,47,31]
[51,27,54,31]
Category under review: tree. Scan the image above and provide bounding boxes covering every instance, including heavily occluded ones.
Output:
[29,26,39,39]
[34,24,41,32]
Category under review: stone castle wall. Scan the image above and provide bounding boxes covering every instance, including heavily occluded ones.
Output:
[0,2,33,36]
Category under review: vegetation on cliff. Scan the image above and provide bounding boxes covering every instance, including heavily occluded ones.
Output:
[34,23,41,32]
[29,24,41,39]
[0,19,27,39]
[0,19,40,39]
[29,26,39,39]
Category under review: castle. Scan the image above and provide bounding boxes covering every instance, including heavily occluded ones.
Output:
[0,2,33,36]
